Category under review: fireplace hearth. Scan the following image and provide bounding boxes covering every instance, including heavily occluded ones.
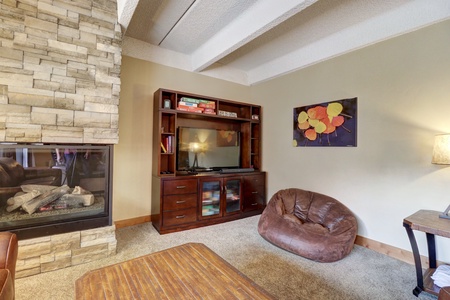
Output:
[0,143,113,239]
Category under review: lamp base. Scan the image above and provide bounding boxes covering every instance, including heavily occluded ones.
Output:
[191,153,198,169]
[439,204,450,220]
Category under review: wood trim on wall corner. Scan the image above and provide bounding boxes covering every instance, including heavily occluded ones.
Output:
[355,235,430,268]
[114,215,151,229]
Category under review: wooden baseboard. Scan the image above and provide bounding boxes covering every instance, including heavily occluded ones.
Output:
[114,215,151,229]
[355,235,429,268]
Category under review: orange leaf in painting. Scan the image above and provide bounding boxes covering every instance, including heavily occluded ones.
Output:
[321,117,336,134]
[315,106,328,120]
[307,106,327,120]
[324,125,336,134]
[307,107,317,119]
[305,129,317,141]
[332,115,345,127]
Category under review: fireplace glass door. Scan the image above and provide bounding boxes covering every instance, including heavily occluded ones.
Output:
[0,143,112,238]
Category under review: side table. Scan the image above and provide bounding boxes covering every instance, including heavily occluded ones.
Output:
[403,209,450,297]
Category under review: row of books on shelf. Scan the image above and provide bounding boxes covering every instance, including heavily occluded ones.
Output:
[160,136,173,153]
[177,97,216,114]
[202,205,220,216]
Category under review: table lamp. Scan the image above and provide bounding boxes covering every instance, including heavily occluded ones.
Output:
[189,142,200,169]
[432,134,450,219]
[189,133,207,170]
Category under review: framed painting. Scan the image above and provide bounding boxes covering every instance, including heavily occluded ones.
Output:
[293,97,357,147]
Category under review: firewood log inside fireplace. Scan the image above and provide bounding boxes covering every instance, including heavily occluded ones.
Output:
[22,185,71,214]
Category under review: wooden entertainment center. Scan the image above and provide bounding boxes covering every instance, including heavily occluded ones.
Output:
[151,88,266,234]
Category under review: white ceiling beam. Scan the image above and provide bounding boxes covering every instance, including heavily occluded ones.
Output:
[247,0,450,85]
[122,36,248,85]
[117,0,140,34]
[122,36,193,72]
[191,0,319,73]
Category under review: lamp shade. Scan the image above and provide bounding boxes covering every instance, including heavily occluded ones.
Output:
[432,134,450,165]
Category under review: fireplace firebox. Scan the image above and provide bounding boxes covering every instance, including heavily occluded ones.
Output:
[0,143,113,239]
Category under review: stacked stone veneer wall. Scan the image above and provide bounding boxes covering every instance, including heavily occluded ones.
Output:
[16,225,116,278]
[0,0,121,144]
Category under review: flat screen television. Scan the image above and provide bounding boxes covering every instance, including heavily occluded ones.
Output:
[177,127,240,171]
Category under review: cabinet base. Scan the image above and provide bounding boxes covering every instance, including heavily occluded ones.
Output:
[151,209,264,234]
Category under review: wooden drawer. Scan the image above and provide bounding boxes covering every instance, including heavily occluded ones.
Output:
[243,175,265,197]
[162,207,197,227]
[243,174,265,212]
[163,179,198,195]
[243,186,264,198]
[163,194,197,211]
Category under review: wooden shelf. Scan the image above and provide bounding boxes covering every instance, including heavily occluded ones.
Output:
[151,88,265,234]
[153,88,262,176]
[423,268,440,295]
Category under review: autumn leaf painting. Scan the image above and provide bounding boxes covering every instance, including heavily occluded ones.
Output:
[293,98,357,147]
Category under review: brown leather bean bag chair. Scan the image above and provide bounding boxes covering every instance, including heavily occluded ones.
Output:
[258,188,357,262]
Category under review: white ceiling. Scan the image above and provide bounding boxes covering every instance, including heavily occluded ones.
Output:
[117,0,450,86]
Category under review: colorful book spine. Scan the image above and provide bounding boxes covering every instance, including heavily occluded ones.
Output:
[177,105,205,113]
[203,108,216,114]
[178,101,198,107]
[177,97,216,114]
[167,136,172,153]
[180,97,201,104]
[181,97,215,106]
[161,136,173,153]
[198,102,215,109]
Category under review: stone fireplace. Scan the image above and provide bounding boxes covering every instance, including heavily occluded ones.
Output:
[0,0,122,277]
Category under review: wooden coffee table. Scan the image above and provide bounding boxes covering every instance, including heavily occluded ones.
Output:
[75,242,275,299]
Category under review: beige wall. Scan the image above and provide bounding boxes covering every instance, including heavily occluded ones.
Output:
[116,19,450,260]
[253,19,450,261]
[114,58,251,222]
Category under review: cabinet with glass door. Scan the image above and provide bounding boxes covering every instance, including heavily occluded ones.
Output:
[199,177,241,219]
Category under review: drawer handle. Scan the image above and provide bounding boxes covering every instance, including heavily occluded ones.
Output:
[175,215,186,219]
[252,191,258,194]
[176,185,186,189]
[251,203,258,206]
[176,200,186,204]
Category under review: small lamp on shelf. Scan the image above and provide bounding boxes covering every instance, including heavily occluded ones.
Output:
[431,134,450,219]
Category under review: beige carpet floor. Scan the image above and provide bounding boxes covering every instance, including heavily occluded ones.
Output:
[15,216,436,299]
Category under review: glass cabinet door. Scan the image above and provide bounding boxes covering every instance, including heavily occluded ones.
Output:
[225,179,241,214]
[200,180,221,217]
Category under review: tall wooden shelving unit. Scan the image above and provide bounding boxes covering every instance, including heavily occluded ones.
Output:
[152,88,262,176]
[151,88,266,234]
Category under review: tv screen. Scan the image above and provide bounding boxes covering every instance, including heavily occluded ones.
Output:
[177,127,240,171]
